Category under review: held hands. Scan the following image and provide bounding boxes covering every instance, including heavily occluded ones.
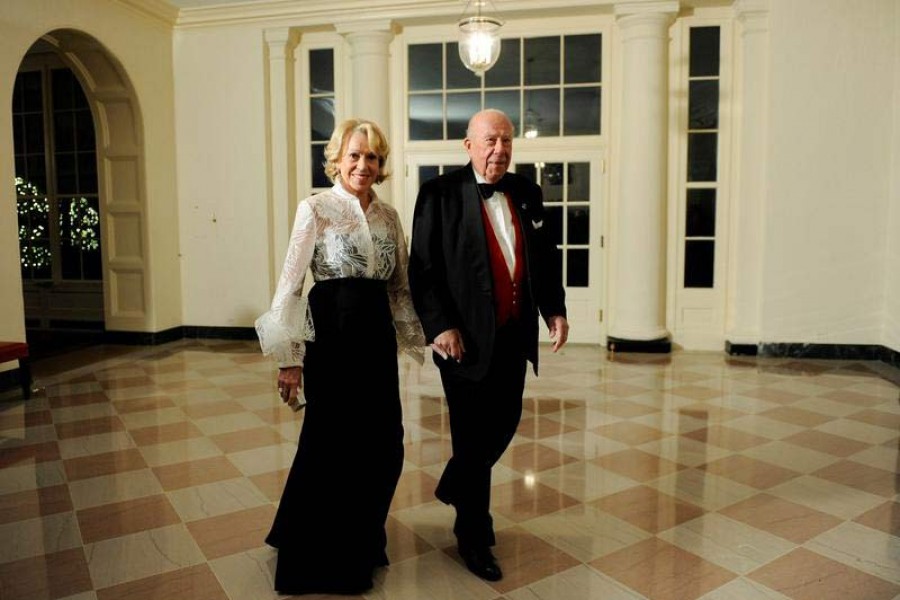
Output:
[547,315,569,352]
[277,366,306,412]
[431,328,465,363]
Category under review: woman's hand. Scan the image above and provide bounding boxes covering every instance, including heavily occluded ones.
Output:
[277,366,305,411]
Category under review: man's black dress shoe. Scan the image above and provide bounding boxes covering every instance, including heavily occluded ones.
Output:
[458,545,502,581]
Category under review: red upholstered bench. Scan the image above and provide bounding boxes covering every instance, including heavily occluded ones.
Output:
[0,342,31,399]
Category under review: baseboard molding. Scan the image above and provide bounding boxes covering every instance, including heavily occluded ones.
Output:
[724,341,758,356]
[103,327,185,346]
[729,341,900,369]
[182,326,257,340]
[606,336,672,354]
[101,326,257,345]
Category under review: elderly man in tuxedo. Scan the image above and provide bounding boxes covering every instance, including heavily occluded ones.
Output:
[408,108,569,581]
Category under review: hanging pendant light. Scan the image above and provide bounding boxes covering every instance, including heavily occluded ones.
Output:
[458,0,503,76]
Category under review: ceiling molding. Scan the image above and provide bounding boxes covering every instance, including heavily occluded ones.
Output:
[115,0,181,26]
[173,0,622,29]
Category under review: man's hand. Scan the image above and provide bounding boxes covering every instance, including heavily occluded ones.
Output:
[547,316,569,352]
[431,328,466,363]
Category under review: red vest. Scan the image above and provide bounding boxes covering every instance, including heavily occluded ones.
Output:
[479,194,525,327]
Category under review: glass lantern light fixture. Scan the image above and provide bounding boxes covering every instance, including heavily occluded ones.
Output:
[458,0,503,76]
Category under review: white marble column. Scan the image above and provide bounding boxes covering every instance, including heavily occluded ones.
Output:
[609,1,678,348]
[264,27,299,290]
[336,19,394,202]
[726,0,769,350]
[336,20,393,130]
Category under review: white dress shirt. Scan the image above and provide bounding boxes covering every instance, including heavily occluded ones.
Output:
[474,169,517,279]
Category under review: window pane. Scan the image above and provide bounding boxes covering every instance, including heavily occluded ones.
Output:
[52,69,75,110]
[516,163,536,183]
[567,206,589,245]
[544,205,563,247]
[18,195,51,280]
[686,189,716,237]
[567,163,590,201]
[524,37,560,86]
[565,34,601,83]
[409,44,443,91]
[687,132,717,182]
[25,155,47,194]
[310,97,335,142]
[309,49,334,94]
[22,71,43,111]
[59,197,101,280]
[443,164,465,173]
[75,111,95,151]
[12,75,24,113]
[684,240,714,287]
[409,94,443,140]
[689,80,719,130]
[22,240,52,280]
[564,87,600,135]
[485,90,520,133]
[690,27,720,77]
[56,153,77,194]
[524,89,560,137]
[567,249,589,287]
[485,38,520,88]
[78,153,98,194]
[24,113,45,154]
[447,42,481,90]
[447,92,480,139]
[13,115,24,152]
[540,163,564,201]
[54,112,76,152]
[418,165,439,184]
[311,144,329,188]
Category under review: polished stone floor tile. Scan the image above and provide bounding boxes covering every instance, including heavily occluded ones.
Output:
[0,340,896,599]
[77,494,181,544]
[0,547,93,600]
[717,493,842,543]
[94,563,228,600]
[591,537,737,600]
[747,548,899,600]
[186,504,276,560]
[63,448,147,481]
[151,455,243,491]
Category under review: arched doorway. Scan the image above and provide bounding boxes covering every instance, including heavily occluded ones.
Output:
[12,30,149,357]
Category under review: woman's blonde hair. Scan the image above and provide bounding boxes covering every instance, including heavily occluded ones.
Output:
[323,118,391,184]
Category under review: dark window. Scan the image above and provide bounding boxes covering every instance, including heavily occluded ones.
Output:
[683,26,721,290]
[408,34,602,140]
[14,68,101,282]
[309,49,335,189]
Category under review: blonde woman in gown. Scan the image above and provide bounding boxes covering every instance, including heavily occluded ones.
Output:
[256,118,423,595]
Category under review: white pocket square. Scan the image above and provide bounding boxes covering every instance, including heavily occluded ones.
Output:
[532,220,543,229]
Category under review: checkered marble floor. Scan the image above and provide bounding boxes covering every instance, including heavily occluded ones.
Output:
[1,339,898,600]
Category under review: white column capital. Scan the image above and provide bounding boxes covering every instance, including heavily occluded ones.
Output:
[263,27,300,59]
[614,1,679,19]
[335,19,395,36]
[734,0,769,19]
[734,0,769,33]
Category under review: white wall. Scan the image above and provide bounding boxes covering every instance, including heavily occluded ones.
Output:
[174,24,271,327]
[761,0,896,345]
[884,4,900,354]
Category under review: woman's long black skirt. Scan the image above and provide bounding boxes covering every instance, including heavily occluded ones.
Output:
[266,278,403,595]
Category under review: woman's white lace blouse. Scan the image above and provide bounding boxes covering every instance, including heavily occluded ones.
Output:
[255,184,425,367]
